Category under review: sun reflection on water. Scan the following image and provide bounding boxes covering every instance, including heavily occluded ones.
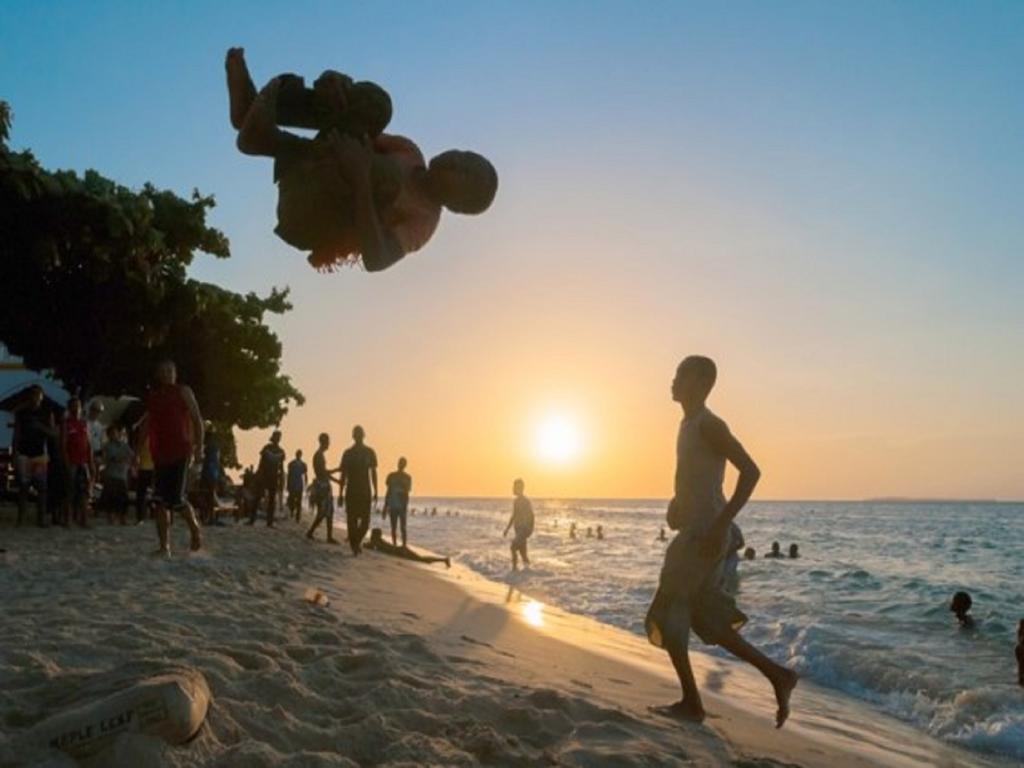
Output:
[522,600,545,627]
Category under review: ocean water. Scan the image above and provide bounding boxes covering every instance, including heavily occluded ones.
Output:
[395,499,1024,762]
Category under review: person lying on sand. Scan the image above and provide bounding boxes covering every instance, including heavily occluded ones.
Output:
[365,528,450,567]
[645,356,798,728]
[225,48,498,273]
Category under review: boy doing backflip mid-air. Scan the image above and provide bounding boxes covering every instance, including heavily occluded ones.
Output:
[645,356,798,727]
[225,48,497,273]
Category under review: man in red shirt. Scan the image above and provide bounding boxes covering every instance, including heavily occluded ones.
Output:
[137,360,205,556]
[61,397,93,527]
[226,48,497,273]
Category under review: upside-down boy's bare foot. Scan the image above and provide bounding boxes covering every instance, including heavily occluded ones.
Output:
[773,669,799,728]
[226,47,255,129]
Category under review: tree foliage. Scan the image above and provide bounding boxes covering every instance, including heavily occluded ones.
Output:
[0,107,303,462]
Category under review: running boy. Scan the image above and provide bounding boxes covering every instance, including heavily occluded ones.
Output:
[645,356,797,727]
[503,478,534,571]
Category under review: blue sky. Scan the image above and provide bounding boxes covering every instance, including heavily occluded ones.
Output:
[2,2,1022,497]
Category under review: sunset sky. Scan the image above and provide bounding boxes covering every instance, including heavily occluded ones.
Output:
[3,2,1022,499]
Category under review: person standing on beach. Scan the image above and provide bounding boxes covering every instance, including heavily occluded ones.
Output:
[286,449,308,522]
[137,360,204,556]
[645,356,797,727]
[503,478,534,571]
[338,425,377,555]
[62,397,93,527]
[383,457,412,547]
[99,424,133,525]
[306,433,339,543]
[250,430,286,526]
[12,385,55,527]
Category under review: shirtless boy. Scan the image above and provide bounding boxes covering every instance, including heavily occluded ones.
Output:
[645,356,797,727]
[225,48,497,272]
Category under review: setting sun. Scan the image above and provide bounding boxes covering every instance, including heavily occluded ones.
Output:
[535,413,582,465]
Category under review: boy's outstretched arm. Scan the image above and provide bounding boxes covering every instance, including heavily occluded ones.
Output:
[701,415,761,548]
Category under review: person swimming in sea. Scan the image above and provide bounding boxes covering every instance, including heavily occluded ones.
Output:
[658,526,667,542]
[950,591,975,629]
[743,546,756,560]
[365,528,450,567]
[764,541,783,559]
[596,525,604,540]
[788,543,799,559]
[569,522,578,540]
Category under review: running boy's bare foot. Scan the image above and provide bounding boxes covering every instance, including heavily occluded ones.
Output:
[649,700,707,723]
[772,668,799,728]
[226,47,256,129]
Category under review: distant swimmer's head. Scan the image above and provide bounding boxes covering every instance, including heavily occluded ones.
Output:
[672,356,717,406]
[352,425,365,443]
[427,150,498,215]
[744,547,756,560]
[155,358,177,385]
[789,543,799,559]
[318,432,330,449]
[398,457,407,471]
[271,430,282,445]
[950,591,973,618]
[771,541,781,555]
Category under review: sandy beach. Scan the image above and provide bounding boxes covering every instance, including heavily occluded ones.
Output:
[0,517,1011,767]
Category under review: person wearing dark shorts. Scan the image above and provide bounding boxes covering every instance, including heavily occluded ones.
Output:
[338,425,377,555]
[250,430,286,526]
[12,385,55,527]
[503,478,534,571]
[383,457,412,547]
[138,360,204,556]
[286,449,308,522]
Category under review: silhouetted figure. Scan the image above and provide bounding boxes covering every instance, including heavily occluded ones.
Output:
[250,430,285,526]
[764,541,783,559]
[743,546,756,561]
[1016,620,1024,687]
[62,397,93,527]
[225,48,497,273]
[286,449,308,521]
[12,385,56,527]
[596,525,604,540]
[645,356,797,728]
[365,528,450,567]
[198,431,222,525]
[306,433,340,543]
[431,507,437,517]
[788,543,800,559]
[950,591,975,629]
[338,425,377,555]
[384,457,412,547]
[586,527,593,539]
[569,522,578,540]
[658,526,667,542]
[503,478,534,571]
[136,360,203,555]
